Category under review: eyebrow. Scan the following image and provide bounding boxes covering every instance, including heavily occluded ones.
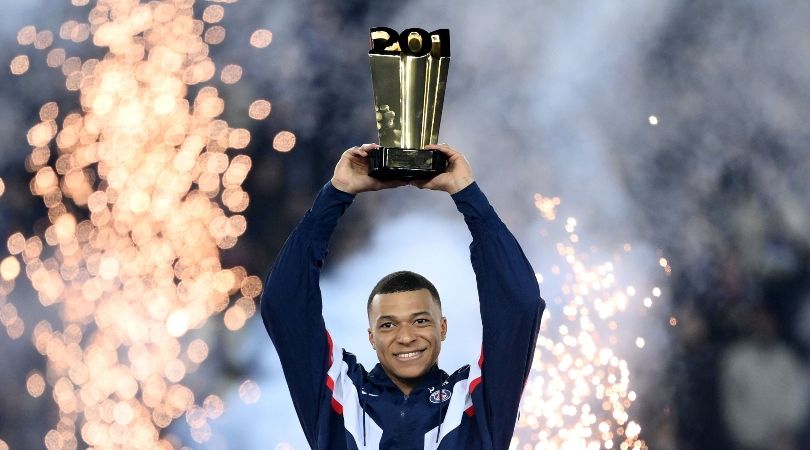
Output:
[376,311,432,323]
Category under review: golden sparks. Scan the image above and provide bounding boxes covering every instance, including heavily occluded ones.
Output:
[34,30,54,50]
[1,1,273,448]
[248,99,271,120]
[204,25,226,45]
[59,20,91,43]
[511,196,656,449]
[534,194,561,221]
[0,177,4,197]
[272,130,296,152]
[238,379,261,404]
[203,394,225,419]
[0,297,24,339]
[18,25,37,45]
[220,64,243,84]
[202,5,225,23]
[39,101,59,121]
[0,256,20,281]
[46,48,67,67]
[6,233,25,254]
[10,54,30,75]
[187,339,209,363]
[27,371,47,397]
[249,29,273,48]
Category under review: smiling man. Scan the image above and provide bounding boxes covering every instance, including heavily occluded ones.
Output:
[261,143,545,450]
[367,272,447,392]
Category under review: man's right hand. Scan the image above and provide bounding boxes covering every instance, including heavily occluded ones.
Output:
[330,144,407,194]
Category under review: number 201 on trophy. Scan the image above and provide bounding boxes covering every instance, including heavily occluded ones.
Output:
[369,27,450,58]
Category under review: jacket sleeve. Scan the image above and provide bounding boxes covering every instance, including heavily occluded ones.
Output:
[452,182,545,449]
[260,181,355,446]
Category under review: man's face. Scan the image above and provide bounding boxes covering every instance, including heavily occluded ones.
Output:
[367,289,447,392]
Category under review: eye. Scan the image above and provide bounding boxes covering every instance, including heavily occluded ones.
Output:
[379,322,394,329]
[414,318,430,326]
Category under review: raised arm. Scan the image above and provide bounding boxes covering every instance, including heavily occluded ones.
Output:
[416,144,545,449]
[260,180,352,445]
[260,144,404,445]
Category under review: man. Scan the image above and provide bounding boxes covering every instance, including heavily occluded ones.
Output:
[261,143,545,449]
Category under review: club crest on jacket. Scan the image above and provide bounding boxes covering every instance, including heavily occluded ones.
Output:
[429,388,452,404]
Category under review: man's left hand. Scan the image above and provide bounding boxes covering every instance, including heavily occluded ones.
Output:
[410,144,474,195]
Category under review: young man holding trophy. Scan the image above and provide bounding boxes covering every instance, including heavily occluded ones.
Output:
[260,28,545,450]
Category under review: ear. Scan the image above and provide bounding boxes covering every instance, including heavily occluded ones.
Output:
[440,316,447,341]
[368,327,375,349]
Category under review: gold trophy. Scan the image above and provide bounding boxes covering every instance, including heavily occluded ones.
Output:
[367,27,450,180]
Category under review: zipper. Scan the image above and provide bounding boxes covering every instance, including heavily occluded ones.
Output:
[400,394,408,418]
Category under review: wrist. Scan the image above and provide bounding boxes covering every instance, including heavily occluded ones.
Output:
[445,176,474,195]
[330,177,358,195]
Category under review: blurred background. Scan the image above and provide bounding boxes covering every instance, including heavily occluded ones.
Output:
[1,0,809,449]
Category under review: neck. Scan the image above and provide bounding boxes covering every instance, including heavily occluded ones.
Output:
[395,382,415,396]
[384,368,417,396]
[378,363,440,396]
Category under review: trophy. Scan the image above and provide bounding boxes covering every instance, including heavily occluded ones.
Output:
[367,27,451,180]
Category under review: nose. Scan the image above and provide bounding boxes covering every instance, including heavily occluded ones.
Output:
[395,324,416,344]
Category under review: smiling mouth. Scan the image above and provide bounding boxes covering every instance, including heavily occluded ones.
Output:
[394,350,425,361]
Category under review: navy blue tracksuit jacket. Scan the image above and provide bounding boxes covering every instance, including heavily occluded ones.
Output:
[261,181,545,450]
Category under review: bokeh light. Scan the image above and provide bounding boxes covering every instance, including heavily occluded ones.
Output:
[2,1,268,448]
[34,30,54,50]
[220,64,243,84]
[238,380,260,404]
[249,29,272,48]
[0,256,20,281]
[204,26,226,45]
[202,5,225,24]
[27,371,46,398]
[10,55,30,75]
[17,25,37,45]
[248,99,271,120]
[272,131,296,152]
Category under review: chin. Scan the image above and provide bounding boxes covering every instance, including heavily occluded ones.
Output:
[392,364,430,380]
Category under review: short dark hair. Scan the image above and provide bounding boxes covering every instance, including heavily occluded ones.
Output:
[367,270,441,315]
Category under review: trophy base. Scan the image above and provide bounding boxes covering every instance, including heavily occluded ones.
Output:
[368,147,449,180]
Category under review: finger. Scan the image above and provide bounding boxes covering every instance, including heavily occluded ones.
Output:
[345,146,369,158]
[357,144,378,156]
[425,143,457,158]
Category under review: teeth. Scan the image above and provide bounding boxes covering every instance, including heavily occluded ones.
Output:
[396,351,422,360]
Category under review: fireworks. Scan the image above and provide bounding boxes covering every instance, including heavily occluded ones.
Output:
[511,197,665,450]
[1,0,282,448]
[2,1,666,449]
